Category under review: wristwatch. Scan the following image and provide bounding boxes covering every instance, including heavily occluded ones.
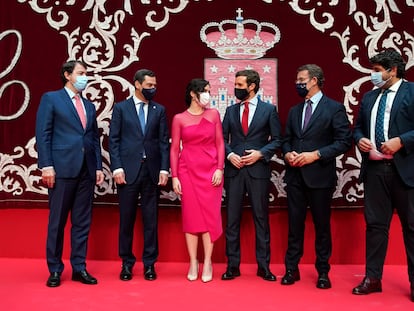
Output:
[317,150,322,158]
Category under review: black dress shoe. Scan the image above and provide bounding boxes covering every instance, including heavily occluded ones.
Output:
[221,267,241,280]
[410,283,414,302]
[281,269,300,285]
[144,265,157,281]
[72,270,98,285]
[352,277,382,295]
[46,272,61,287]
[316,272,331,289]
[257,267,276,282]
[120,265,133,281]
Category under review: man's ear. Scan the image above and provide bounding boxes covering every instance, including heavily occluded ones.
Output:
[248,83,256,92]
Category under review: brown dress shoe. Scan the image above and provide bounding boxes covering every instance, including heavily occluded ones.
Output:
[352,277,382,295]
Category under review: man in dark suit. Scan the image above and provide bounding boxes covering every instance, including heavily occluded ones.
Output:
[36,60,104,287]
[221,69,281,281]
[109,69,169,281]
[281,64,352,289]
[352,49,414,302]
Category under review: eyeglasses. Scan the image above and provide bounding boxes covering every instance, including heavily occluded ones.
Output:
[295,79,310,84]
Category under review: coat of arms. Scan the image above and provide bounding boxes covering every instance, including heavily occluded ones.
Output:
[200,8,281,118]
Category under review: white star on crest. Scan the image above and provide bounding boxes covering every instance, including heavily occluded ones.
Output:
[219,76,228,84]
[210,65,219,73]
[245,65,253,70]
[228,65,236,73]
[263,65,271,73]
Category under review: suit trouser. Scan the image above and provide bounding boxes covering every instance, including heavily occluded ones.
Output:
[285,171,333,274]
[46,162,95,273]
[118,162,159,268]
[364,161,414,282]
[224,168,271,269]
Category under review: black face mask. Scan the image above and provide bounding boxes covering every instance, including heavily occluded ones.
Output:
[295,83,309,98]
[234,88,249,101]
[142,88,157,100]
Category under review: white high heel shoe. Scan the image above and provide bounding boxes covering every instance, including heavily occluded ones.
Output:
[201,262,213,283]
[187,260,199,281]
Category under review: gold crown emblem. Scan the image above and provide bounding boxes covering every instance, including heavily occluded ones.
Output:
[200,8,281,60]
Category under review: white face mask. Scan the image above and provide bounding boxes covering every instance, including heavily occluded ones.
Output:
[371,70,391,88]
[198,92,210,107]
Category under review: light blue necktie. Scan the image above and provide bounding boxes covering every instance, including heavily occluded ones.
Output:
[139,103,146,134]
[374,89,390,150]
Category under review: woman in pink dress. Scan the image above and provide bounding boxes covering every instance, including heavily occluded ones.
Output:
[170,79,224,282]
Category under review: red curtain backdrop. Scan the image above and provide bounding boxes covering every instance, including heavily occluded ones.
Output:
[1,1,414,209]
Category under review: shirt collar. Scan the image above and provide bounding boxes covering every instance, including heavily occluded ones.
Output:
[387,78,403,93]
[242,94,258,106]
[308,91,323,105]
[133,95,145,106]
[65,87,77,99]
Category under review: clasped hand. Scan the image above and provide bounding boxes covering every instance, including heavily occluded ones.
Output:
[230,149,262,169]
[285,151,319,167]
[358,137,402,154]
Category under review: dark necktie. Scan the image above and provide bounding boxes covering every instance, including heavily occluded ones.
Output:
[302,99,313,130]
[242,102,249,135]
[374,89,390,150]
[139,103,146,134]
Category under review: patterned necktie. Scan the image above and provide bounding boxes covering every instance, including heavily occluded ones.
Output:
[74,94,86,129]
[242,101,249,134]
[302,99,313,130]
[374,89,390,150]
[139,103,146,134]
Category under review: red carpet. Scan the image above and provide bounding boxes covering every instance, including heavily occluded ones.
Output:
[0,259,411,310]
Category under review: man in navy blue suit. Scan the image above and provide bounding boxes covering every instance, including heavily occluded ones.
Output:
[352,49,414,302]
[109,69,169,281]
[221,69,281,281]
[281,64,352,289]
[36,60,104,287]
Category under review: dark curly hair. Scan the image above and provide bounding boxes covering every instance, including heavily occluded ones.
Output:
[369,48,406,78]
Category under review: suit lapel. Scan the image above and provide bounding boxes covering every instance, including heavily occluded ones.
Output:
[146,101,157,134]
[366,89,381,116]
[234,103,244,134]
[83,97,98,130]
[59,89,84,129]
[303,96,325,132]
[389,81,407,126]
[83,98,91,129]
[126,97,142,134]
[300,99,318,134]
[248,100,265,132]
[297,102,305,133]
[362,89,381,137]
